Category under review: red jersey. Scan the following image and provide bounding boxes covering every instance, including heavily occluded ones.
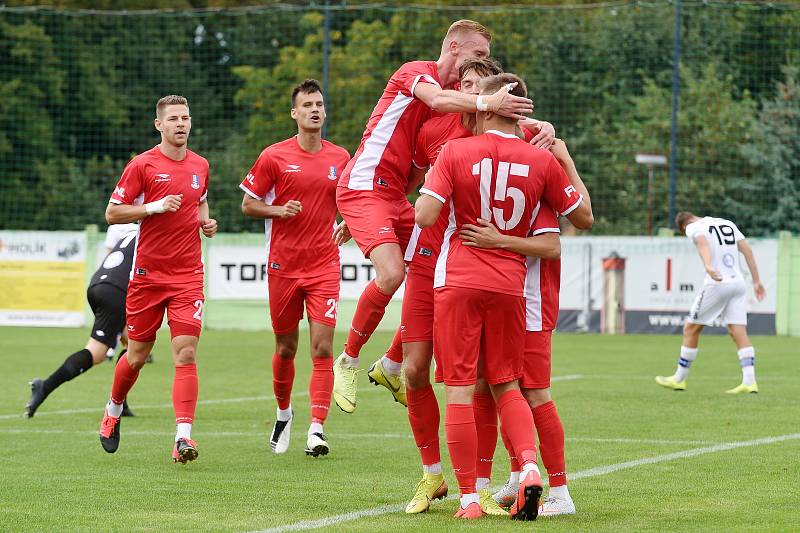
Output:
[240,137,350,278]
[422,130,582,297]
[339,61,441,198]
[405,113,471,274]
[109,146,209,285]
[524,205,561,331]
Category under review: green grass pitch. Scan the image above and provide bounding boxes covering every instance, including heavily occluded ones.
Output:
[1,327,798,532]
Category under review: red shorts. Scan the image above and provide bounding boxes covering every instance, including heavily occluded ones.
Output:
[521,330,552,389]
[268,270,340,335]
[336,187,415,257]
[433,286,525,386]
[126,281,204,342]
[400,265,434,343]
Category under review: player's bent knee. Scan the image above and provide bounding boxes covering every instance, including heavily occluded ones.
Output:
[375,268,405,294]
[311,342,332,358]
[175,346,196,365]
[405,360,430,390]
[523,387,551,409]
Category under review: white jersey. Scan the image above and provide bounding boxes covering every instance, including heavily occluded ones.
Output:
[684,216,745,285]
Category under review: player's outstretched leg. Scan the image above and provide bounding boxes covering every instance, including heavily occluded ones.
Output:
[657,323,703,391]
[270,344,295,454]
[367,326,406,406]
[333,243,405,413]
[445,398,483,519]
[26,348,94,418]
[405,387,446,513]
[725,326,758,394]
[305,354,333,457]
[100,353,142,453]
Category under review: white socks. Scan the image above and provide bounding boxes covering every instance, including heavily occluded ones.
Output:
[738,346,756,385]
[674,346,698,382]
[175,422,192,441]
[277,406,292,422]
[340,353,359,368]
[459,493,479,508]
[423,462,442,475]
[476,477,491,491]
[549,484,571,500]
[308,422,323,436]
[106,400,123,418]
[522,462,540,478]
[381,355,402,377]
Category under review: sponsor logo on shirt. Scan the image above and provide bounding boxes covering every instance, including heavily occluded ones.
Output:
[286,165,301,173]
[378,227,392,235]
[327,166,337,180]
[270,262,280,270]
[155,173,171,182]
[419,247,433,257]
[376,177,388,187]
[246,172,255,185]
[191,174,200,189]
[135,267,147,276]
[722,253,735,268]
[114,186,126,198]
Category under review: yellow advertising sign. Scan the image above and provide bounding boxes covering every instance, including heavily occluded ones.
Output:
[0,261,85,311]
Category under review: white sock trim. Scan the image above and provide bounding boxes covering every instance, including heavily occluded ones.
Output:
[423,463,442,475]
[381,355,402,376]
[308,422,323,436]
[106,400,123,418]
[175,422,192,441]
[340,353,359,368]
[476,477,491,491]
[460,493,480,507]
[277,406,292,422]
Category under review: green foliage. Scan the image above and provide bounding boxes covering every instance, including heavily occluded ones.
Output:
[0,2,798,234]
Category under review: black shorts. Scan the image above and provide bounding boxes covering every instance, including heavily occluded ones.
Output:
[87,283,126,347]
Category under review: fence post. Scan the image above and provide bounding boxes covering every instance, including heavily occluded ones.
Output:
[321,0,332,139]
[668,0,682,228]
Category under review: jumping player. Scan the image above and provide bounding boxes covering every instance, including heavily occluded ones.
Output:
[656,212,766,393]
[240,79,350,457]
[332,19,534,413]
[98,95,217,464]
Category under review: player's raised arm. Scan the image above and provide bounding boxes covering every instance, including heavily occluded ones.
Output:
[414,82,532,121]
[548,139,593,230]
[737,239,766,300]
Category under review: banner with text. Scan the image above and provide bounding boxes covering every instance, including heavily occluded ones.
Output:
[0,231,87,327]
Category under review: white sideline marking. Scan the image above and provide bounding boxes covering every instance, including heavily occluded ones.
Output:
[0,374,587,421]
[250,432,800,533]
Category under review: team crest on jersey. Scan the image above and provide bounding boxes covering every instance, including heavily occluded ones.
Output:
[270,262,280,270]
[191,174,201,189]
[327,166,337,180]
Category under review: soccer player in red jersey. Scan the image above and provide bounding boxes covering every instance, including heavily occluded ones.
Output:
[483,140,590,517]
[385,58,556,515]
[240,80,350,457]
[332,20,534,413]
[98,95,217,463]
[415,74,592,520]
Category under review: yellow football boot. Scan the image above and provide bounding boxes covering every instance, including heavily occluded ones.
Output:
[405,473,448,514]
[367,358,407,407]
[655,375,687,391]
[479,488,509,516]
[332,354,360,413]
[726,382,758,394]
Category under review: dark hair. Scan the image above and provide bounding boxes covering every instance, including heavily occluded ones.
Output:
[156,95,188,117]
[675,211,697,234]
[292,79,324,107]
[477,73,527,99]
[458,57,503,81]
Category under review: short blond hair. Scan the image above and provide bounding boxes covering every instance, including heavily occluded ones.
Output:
[156,95,189,118]
[445,19,492,44]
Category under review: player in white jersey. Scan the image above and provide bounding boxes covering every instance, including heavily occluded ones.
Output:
[656,212,766,394]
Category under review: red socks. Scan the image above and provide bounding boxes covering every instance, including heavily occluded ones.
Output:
[173,363,198,424]
[473,394,498,480]
[533,400,567,486]
[496,390,538,467]
[407,385,441,466]
[385,327,404,364]
[272,353,295,410]
[345,280,393,357]
[309,356,333,423]
[445,403,477,495]
[499,418,521,472]
[110,354,141,405]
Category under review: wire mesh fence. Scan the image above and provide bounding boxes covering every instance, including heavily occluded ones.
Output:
[1,1,798,236]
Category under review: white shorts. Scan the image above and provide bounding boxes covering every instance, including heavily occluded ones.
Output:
[687,281,747,326]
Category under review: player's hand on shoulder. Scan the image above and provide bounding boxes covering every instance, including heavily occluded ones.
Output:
[549,138,572,163]
[333,220,351,246]
[459,218,504,249]
[523,119,556,149]
[200,218,217,238]
[754,281,766,301]
[280,200,302,219]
